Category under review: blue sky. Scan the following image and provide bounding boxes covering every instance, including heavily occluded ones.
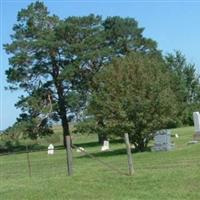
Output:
[1,0,200,130]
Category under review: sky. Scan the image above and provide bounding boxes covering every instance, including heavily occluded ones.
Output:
[1,0,200,130]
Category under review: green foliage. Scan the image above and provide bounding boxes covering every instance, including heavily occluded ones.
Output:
[103,16,158,55]
[4,1,159,142]
[88,53,178,151]
[2,119,53,141]
[73,118,97,135]
[165,51,200,125]
[4,2,104,140]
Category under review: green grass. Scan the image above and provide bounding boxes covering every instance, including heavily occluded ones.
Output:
[0,127,200,200]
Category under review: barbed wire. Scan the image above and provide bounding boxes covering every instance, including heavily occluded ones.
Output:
[1,141,200,179]
[71,143,128,176]
[1,156,199,180]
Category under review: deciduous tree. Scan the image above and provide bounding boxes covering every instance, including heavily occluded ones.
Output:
[88,53,177,151]
[165,51,200,125]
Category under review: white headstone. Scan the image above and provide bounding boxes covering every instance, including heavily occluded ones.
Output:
[187,140,199,145]
[131,144,135,149]
[193,112,200,133]
[48,144,54,155]
[101,140,110,151]
[175,134,179,138]
[76,147,85,153]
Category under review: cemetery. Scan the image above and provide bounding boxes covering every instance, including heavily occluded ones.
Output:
[1,126,200,200]
[1,1,200,200]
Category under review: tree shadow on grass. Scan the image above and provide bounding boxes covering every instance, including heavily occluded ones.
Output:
[76,145,152,159]
[0,143,55,156]
[74,138,123,149]
[76,148,127,159]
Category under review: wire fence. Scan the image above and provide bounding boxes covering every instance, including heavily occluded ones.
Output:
[0,148,126,180]
[0,146,67,179]
[0,142,200,180]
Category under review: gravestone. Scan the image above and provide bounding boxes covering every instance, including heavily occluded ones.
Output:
[76,147,85,153]
[152,130,173,151]
[175,134,179,138]
[187,140,199,145]
[48,144,54,155]
[101,140,110,151]
[193,112,200,140]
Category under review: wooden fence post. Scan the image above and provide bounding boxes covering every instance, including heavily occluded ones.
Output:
[66,136,73,176]
[26,144,32,178]
[124,133,134,175]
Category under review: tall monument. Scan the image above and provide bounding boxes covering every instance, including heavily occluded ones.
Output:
[193,112,200,140]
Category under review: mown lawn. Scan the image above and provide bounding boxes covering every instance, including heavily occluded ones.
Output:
[0,127,200,200]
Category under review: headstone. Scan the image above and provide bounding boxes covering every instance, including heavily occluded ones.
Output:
[187,140,199,145]
[48,144,54,155]
[131,144,135,149]
[76,147,85,153]
[193,112,200,140]
[101,140,110,151]
[152,130,173,151]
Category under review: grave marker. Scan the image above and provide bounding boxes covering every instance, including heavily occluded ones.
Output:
[193,112,200,140]
[48,144,54,155]
[101,140,110,151]
[152,130,174,151]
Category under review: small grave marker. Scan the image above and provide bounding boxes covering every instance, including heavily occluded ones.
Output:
[187,140,199,145]
[101,140,110,151]
[48,144,54,155]
[76,147,85,152]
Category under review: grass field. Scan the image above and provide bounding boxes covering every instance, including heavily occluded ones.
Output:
[0,127,200,200]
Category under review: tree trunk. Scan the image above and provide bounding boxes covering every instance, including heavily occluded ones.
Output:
[96,118,107,145]
[61,113,69,147]
[58,95,70,147]
[56,81,70,147]
[51,55,72,175]
[98,133,108,145]
[138,141,145,152]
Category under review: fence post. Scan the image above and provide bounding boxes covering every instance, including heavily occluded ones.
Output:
[26,144,32,177]
[124,133,134,175]
[66,135,73,176]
